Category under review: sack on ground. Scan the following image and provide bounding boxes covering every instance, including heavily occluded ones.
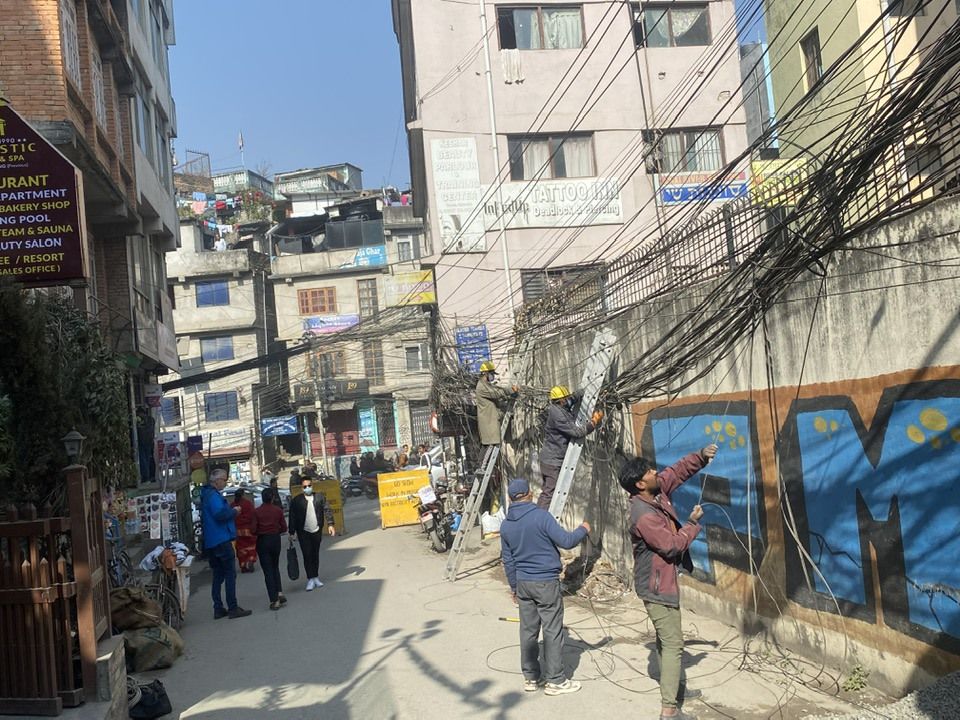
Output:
[123,623,184,672]
[480,511,501,536]
[111,586,163,631]
[287,544,300,581]
[128,677,173,719]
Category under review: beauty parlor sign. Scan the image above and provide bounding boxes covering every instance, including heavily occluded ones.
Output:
[0,100,86,284]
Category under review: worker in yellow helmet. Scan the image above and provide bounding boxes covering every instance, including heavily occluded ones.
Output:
[475,360,518,447]
[538,385,603,509]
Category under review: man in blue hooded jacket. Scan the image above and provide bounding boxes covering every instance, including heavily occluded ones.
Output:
[500,478,589,696]
[200,469,252,619]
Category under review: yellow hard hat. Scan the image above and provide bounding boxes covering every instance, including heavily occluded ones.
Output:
[479,360,496,373]
[550,385,572,401]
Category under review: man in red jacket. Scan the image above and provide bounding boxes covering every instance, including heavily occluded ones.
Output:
[619,443,718,720]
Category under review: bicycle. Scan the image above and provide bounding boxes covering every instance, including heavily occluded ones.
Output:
[143,566,183,630]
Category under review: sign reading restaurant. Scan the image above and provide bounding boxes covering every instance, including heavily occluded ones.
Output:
[0,101,86,284]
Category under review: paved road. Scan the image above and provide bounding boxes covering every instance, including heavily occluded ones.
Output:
[154,498,870,720]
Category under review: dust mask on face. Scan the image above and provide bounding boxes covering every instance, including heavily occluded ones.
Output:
[303,487,313,496]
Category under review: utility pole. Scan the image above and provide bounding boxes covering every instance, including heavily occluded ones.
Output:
[478,0,515,316]
[311,360,330,476]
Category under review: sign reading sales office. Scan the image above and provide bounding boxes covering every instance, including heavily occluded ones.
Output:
[0,100,85,283]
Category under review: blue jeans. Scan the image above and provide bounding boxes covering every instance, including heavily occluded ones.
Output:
[208,541,238,612]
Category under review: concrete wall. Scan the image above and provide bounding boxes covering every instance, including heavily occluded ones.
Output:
[508,196,960,694]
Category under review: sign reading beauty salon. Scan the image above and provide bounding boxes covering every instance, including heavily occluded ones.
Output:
[0,101,86,283]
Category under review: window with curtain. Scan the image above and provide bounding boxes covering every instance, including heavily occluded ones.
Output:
[632,3,710,48]
[645,128,723,173]
[508,134,595,180]
[497,6,583,50]
[200,336,235,363]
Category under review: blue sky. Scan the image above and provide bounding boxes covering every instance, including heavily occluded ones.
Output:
[169,0,409,188]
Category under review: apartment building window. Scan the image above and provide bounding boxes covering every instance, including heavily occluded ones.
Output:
[357,279,379,318]
[508,134,595,181]
[644,127,723,173]
[521,264,606,304]
[905,143,942,184]
[298,287,337,315]
[196,280,230,307]
[800,28,823,91]
[888,0,925,15]
[309,350,347,378]
[396,235,419,262]
[135,86,153,164]
[91,50,108,129]
[59,0,82,88]
[632,3,710,48]
[497,6,584,50]
[363,340,385,385]
[204,391,239,422]
[150,2,166,68]
[160,396,181,425]
[405,343,430,372]
[155,114,169,185]
[200,336,235,363]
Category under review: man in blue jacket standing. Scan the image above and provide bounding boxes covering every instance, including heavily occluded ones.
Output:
[200,469,252,619]
[500,478,589,696]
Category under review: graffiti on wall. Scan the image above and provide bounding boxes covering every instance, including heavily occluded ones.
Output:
[781,379,960,647]
[641,401,767,583]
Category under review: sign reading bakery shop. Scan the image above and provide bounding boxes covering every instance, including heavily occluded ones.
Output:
[0,101,86,284]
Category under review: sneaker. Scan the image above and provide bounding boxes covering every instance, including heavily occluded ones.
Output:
[306,579,316,591]
[269,601,281,611]
[523,678,545,692]
[544,679,581,696]
[313,578,324,589]
[213,608,228,620]
[277,593,288,605]
[228,606,252,619]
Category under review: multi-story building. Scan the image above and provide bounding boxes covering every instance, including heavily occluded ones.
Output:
[392,0,750,355]
[0,0,180,481]
[275,163,364,217]
[212,168,275,199]
[268,195,435,476]
[163,218,277,483]
[764,0,959,190]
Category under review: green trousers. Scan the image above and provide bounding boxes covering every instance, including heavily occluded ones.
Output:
[645,601,683,709]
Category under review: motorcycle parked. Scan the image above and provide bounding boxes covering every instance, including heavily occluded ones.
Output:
[340,475,364,498]
[413,485,454,553]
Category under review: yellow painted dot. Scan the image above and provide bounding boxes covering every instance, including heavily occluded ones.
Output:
[729,440,738,450]
[738,435,746,447]
[704,425,713,435]
[920,408,948,433]
[717,435,726,443]
[932,436,943,450]
[951,428,960,443]
[830,420,838,432]
[814,417,828,433]
[906,424,925,444]
[725,422,737,437]
[712,420,722,432]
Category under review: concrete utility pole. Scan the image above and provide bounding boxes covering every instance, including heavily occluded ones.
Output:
[478,0,516,316]
[312,370,330,475]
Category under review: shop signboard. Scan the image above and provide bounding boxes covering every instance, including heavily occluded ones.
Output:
[260,415,299,437]
[658,171,750,205]
[0,100,86,283]
[303,314,360,335]
[378,468,430,529]
[431,137,486,252]
[455,324,491,372]
[358,405,379,449]
[385,270,436,306]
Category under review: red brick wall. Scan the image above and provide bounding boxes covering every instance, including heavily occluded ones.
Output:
[0,0,68,120]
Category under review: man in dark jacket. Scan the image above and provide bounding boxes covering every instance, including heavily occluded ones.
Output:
[500,478,589,696]
[200,469,252,619]
[288,474,336,592]
[619,443,718,720]
[538,386,603,509]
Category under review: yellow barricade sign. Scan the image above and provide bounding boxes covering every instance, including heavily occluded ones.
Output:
[378,469,429,529]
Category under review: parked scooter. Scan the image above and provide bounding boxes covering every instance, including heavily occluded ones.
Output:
[412,485,453,553]
[340,475,364,498]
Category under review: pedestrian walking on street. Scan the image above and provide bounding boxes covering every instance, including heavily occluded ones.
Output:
[499,478,589,696]
[233,488,257,573]
[200,469,251,619]
[538,385,603,510]
[288,475,336,591]
[619,443,718,720]
[253,487,288,610]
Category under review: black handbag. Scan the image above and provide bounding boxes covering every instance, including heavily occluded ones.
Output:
[129,678,172,719]
[287,541,300,581]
